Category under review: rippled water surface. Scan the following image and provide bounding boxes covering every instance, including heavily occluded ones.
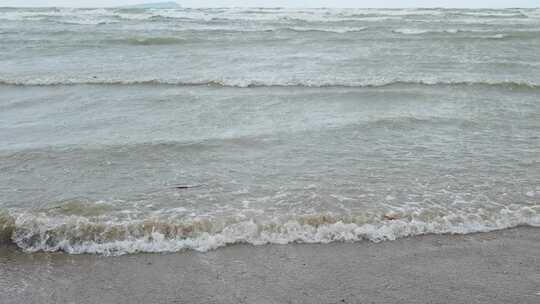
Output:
[0,7,539,255]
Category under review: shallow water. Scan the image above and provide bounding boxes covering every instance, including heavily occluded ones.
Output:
[0,7,539,255]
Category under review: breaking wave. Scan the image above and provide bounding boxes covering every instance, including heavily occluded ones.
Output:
[1,79,538,90]
[1,202,539,255]
[110,37,190,46]
[392,28,540,39]
[281,27,368,33]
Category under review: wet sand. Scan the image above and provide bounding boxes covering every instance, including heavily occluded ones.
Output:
[1,227,539,304]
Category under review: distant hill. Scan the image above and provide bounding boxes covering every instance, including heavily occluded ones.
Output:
[121,2,181,9]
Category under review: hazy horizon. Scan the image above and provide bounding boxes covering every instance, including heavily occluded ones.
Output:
[0,0,539,8]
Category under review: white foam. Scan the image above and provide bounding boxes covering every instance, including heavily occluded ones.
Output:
[393,28,430,35]
[393,28,477,35]
[7,204,540,256]
[286,26,368,33]
[487,34,506,39]
[2,76,538,89]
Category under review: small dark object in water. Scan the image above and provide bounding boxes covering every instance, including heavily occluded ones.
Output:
[173,185,203,190]
[383,214,400,221]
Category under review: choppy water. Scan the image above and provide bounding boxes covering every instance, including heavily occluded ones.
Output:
[0,7,539,255]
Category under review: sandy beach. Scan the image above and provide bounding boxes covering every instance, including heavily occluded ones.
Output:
[1,226,539,304]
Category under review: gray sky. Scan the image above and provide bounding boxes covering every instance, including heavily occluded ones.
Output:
[0,1,538,8]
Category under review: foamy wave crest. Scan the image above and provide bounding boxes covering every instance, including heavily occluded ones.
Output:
[393,28,435,35]
[2,204,539,256]
[1,78,539,90]
[393,28,505,35]
[283,27,368,34]
[111,37,190,46]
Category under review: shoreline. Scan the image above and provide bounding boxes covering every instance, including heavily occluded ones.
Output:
[1,226,539,304]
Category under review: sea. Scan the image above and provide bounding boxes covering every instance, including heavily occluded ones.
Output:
[0,7,539,256]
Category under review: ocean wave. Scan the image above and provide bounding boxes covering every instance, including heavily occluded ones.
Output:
[1,79,538,90]
[156,27,369,34]
[486,34,507,39]
[392,28,515,36]
[109,37,190,46]
[1,202,539,255]
[2,8,538,24]
[281,26,368,34]
[53,19,120,25]
[452,11,527,18]
[393,28,472,35]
